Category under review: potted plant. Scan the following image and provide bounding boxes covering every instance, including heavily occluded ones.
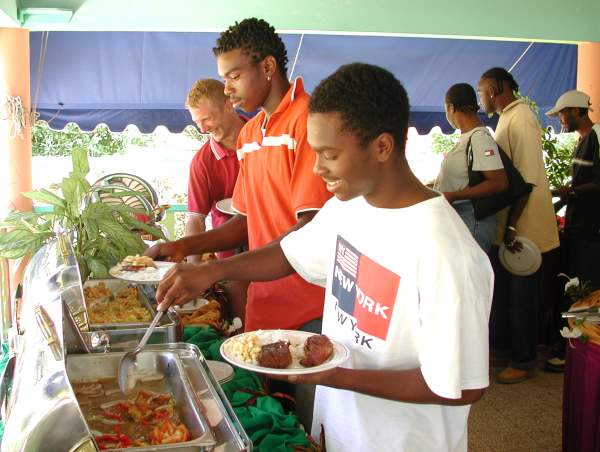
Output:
[0,147,165,279]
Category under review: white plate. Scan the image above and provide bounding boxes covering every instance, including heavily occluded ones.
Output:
[220,330,350,376]
[206,360,234,384]
[215,198,235,215]
[173,298,210,314]
[498,236,542,276]
[109,261,175,284]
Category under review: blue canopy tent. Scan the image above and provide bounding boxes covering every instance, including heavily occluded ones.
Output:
[30,31,576,134]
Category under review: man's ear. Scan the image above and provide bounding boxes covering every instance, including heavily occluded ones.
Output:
[374,132,395,162]
[262,55,277,79]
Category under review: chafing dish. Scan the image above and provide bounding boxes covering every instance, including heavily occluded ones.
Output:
[1,235,251,451]
[78,279,182,352]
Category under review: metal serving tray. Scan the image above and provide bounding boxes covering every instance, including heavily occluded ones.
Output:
[84,279,163,329]
[67,350,217,451]
[72,279,182,352]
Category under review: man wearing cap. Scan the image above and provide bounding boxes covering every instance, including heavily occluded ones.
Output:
[477,68,559,384]
[547,90,600,292]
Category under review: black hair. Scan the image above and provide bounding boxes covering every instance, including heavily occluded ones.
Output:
[213,18,288,76]
[309,63,409,152]
[481,67,519,95]
[445,83,479,113]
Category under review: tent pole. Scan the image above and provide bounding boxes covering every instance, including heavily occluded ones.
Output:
[0,27,33,312]
[577,42,600,124]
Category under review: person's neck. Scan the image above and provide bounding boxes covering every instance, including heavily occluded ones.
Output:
[365,157,437,209]
[495,93,518,113]
[577,117,594,137]
[262,74,291,119]
[220,115,246,150]
[458,114,484,134]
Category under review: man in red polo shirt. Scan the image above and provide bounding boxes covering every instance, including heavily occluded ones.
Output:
[149,18,331,332]
[184,79,245,261]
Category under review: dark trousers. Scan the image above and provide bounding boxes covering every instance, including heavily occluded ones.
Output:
[566,235,600,289]
[489,245,541,370]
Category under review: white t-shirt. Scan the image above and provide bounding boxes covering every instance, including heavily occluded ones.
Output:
[435,126,503,194]
[280,195,493,452]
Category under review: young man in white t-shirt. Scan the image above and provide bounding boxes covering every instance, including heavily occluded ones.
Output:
[156,63,493,451]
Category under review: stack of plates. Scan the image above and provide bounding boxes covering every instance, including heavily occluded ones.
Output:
[206,360,234,384]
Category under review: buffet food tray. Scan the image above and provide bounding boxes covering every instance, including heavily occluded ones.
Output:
[73,279,182,352]
[67,350,216,451]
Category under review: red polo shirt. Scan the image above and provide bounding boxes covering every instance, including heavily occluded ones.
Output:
[232,77,332,331]
[188,136,240,257]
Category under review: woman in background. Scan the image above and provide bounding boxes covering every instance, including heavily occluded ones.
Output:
[434,83,508,252]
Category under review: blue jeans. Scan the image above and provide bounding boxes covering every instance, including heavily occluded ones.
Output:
[453,201,498,253]
[489,245,540,370]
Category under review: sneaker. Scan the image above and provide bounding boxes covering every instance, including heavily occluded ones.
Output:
[544,356,565,373]
[496,366,535,384]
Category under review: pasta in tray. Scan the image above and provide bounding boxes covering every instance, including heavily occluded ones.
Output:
[84,283,152,324]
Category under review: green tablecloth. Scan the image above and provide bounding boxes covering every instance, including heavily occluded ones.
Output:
[184,327,312,451]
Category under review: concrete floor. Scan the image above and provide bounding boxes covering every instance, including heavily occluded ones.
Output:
[469,369,563,452]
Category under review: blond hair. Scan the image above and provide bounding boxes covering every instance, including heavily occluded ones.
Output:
[186,79,227,108]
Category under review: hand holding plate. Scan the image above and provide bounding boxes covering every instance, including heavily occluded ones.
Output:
[144,240,187,263]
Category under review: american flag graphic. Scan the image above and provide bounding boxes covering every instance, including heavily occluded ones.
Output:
[336,243,359,277]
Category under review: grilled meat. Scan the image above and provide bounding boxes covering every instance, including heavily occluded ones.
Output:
[300,334,334,367]
[258,341,292,369]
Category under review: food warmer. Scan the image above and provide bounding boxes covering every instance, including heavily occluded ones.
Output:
[0,235,251,451]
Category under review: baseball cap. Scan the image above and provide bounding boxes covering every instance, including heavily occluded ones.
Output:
[546,90,593,116]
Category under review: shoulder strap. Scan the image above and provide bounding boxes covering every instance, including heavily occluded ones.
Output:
[465,128,492,169]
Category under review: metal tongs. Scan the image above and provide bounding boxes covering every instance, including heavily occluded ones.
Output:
[117,309,164,394]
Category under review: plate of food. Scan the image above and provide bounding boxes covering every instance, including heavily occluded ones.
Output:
[220,330,349,375]
[109,255,175,284]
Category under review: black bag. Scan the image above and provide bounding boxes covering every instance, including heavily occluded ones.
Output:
[466,131,533,220]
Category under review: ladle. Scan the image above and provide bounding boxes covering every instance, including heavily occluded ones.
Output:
[117,309,164,393]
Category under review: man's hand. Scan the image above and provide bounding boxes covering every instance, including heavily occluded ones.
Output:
[503,227,523,253]
[145,240,187,263]
[156,262,220,311]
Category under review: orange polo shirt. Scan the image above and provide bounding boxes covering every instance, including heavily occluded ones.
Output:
[232,77,332,331]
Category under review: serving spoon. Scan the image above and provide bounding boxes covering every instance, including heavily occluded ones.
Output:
[117,309,164,394]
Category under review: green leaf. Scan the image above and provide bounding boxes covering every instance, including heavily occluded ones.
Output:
[61,175,81,211]
[85,256,109,278]
[22,189,66,209]
[0,229,54,259]
[71,147,90,176]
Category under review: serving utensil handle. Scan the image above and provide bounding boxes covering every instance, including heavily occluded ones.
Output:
[134,310,163,353]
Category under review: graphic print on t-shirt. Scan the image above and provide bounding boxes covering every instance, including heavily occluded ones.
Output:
[332,235,399,341]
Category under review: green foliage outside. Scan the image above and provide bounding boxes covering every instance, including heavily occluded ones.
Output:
[431,131,460,154]
[0,148,165,279]
[183,125,205,142]
[32,122,128,157]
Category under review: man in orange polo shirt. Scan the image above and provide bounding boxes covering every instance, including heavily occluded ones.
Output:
[149,18,331,333]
